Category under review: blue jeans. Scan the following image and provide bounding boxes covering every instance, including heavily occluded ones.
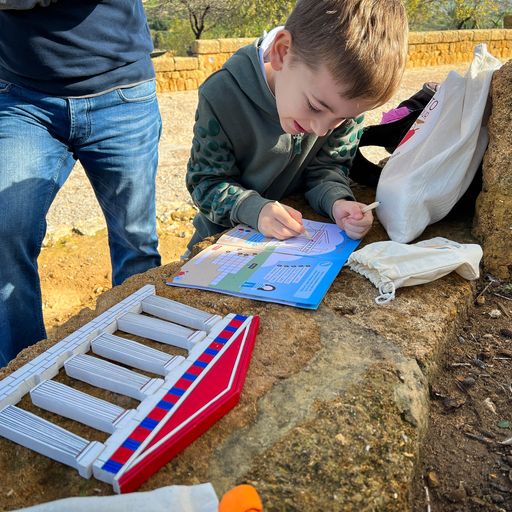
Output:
[0,80,162,366]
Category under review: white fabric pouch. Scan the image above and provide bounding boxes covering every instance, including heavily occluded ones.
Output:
[376,44,501,243]
[347,237,482,304]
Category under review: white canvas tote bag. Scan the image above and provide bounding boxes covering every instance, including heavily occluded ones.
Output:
[376,44,501,243]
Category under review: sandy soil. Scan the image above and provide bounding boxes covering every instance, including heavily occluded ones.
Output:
[40,209,196,334]
[412,280,512,511]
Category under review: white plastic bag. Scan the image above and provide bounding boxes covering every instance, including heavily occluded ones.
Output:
[347,237,482,304]
[16,483,218,512]
[376,44,501,243]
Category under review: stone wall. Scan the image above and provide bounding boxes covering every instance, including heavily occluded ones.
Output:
[473,61,512,279]
[153,37,254,92]
[153,30,512,92]
[407,29,512,67]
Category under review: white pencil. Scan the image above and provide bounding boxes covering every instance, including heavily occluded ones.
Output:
[274,201,313,240]
[361,201,380,214]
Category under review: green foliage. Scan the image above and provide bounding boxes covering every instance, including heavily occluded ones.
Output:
[233,0,295,37]
[160,0,245,39]
[145,0,512,55]
[145,0,295,42]
[151,17,195,56]
[449,0,508,28]
[149,18,171,31]
[407,0,510,30]
[405,0,438,30]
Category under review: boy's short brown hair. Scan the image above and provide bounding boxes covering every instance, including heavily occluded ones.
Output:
[285,0,408,107]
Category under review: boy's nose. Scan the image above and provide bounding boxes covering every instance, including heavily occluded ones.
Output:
[311,120,329,137]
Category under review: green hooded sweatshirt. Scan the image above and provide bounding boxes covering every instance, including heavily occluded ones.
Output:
[186,38,365,244]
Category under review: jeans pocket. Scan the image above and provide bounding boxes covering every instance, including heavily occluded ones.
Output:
[117,80,157,103]
[0,81,12,94]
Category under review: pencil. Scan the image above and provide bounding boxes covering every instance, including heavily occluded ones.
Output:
[361,201,380,214]
[274,201,313,240]
[302,227,314,240]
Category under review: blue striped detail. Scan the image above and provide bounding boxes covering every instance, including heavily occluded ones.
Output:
[182,372,197,381]
[224,324,238,332]
[215,333,229,342]
[205,348,218,356]
[194,360,208,368]
[157,399,174,410]
[122,438,141,451]
[140,417,159,430]
[234,314,247,322]
[169,387,185,397]
[102,460,123,474]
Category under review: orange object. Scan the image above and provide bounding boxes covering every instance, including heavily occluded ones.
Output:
[218,484,263,512]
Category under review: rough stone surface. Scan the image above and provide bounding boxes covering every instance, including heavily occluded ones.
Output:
[0,201,476,510]
[473,61,512,279]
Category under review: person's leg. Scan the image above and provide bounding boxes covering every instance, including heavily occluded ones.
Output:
[0,82,76,365]
[74,80,162,286]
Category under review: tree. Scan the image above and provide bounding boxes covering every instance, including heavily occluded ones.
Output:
[404,0,439,29]
[235,0,295,36]
[451,0,502,28]
[147,0,295,40]
[163,0,244,39]
[149,18,171,31]
[431,0,505,29]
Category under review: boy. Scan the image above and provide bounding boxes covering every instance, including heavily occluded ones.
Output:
[186,0,408,250]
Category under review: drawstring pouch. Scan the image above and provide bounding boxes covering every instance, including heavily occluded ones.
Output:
[346,237,482,304]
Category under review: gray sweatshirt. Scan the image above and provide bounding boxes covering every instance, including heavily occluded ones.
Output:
[186,38,365,242]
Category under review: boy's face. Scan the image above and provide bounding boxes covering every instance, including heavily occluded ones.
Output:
[266,30,374,136]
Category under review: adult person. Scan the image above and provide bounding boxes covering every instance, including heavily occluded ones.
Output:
[0,0,162,366]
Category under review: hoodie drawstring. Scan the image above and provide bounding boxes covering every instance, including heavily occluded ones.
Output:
[292,133,304,155]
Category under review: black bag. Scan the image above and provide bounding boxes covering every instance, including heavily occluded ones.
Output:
[350,82,438,188]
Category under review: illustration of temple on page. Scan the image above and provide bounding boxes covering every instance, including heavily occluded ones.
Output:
[168,220,360,309]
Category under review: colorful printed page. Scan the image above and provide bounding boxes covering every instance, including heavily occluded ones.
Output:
[218,219,353,258]
[167,221,360,309]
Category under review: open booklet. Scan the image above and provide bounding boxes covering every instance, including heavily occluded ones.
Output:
[167,219,360,309]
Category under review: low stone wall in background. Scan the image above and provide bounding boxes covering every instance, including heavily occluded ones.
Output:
[153,29,512,92]
[153,37,254,92]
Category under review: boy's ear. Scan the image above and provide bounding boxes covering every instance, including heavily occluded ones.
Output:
[269,29,292,71]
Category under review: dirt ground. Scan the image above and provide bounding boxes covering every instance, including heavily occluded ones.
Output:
[36,213,512,511]
[39,207,196,333]
[412,277,512,511]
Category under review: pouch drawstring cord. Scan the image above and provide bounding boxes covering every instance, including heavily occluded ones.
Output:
[376,282,396,304]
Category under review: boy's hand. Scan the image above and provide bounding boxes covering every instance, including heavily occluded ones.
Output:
[332,199,373,239]
[258,202,305,240]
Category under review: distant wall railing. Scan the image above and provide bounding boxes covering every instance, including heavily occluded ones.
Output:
[153,29,512,93]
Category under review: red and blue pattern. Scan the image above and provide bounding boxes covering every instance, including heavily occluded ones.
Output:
[102,314,247,475]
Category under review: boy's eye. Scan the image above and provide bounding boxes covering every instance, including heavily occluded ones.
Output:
[307,100,321,113]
